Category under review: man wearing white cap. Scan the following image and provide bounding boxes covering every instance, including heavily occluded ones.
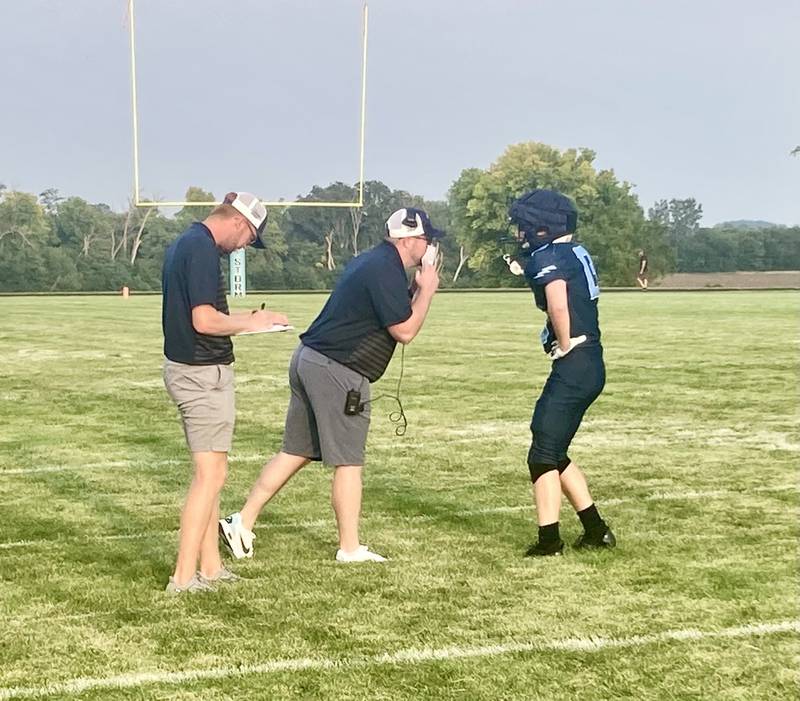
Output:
[220,207,442,563]
[162,192,289,593]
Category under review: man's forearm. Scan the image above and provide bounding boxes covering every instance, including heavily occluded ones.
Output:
[411,288,435,324]
[193,309,255,336]
[391,289,435,344]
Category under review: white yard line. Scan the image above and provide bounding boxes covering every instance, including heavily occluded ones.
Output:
[0,620,796,699]
[0,484,796,552]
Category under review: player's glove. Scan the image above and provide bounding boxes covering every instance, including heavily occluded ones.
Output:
[502,254,524,276]
[549,335,588,360]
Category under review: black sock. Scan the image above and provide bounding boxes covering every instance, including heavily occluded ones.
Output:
[538,522,560,544]
[577,504,606,534]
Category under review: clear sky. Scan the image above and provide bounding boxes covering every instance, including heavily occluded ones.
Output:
[2,0,798,225]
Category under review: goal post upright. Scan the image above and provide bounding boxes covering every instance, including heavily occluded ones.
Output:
[128,0,369,210]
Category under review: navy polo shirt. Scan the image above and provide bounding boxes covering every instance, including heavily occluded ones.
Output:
[301,241,412,381]
[162,223,234,365]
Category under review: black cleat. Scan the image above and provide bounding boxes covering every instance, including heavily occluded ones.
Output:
[574,527,616,550]
[524,539,564,557]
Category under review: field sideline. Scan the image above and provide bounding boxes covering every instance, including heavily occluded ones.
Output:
[0,291,797,700]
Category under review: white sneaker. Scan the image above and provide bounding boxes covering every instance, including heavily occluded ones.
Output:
[218,512,256,559]
[335,545,388,563]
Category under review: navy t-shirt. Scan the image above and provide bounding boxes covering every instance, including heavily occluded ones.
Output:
[301,241,412,381]
[162,223,234,365]
[524,241,602,354]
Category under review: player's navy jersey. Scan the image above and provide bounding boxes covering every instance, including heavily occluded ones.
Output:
[524,241,602,354]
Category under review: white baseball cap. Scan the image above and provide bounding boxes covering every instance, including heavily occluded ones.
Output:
[223,192,267,248]
[385,207,444,241]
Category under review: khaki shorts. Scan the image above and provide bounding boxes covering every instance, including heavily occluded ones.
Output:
[163,359,235,453]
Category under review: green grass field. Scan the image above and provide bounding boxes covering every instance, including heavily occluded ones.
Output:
[0,291,797,700]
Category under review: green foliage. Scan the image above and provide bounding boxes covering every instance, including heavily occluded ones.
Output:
[448,143,671,286]
[714,219,785,230]
[0,190,51,248]
[0,245,81,291]
[647,198,799,272]
[0,141,795,292]
[649,197,703,244]
[38,187,64,216]
[54,197,113,256]
[677,227,800,272]
[246,215,289,289]
[174,186,216,231]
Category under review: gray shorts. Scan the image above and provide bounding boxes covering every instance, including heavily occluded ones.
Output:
[163,359,235,453]
[283,345,371,466]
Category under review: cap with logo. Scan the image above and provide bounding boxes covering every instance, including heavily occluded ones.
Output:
[385,207,444,241]
[223,192,267,249]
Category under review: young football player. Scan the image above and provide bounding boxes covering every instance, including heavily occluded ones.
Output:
[506,189,616,556]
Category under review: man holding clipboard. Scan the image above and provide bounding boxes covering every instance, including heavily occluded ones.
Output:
[161,191,289,593]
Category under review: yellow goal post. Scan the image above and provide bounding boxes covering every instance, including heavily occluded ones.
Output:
[128,0,369,210]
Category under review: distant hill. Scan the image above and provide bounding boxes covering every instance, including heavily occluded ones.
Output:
[712,220,787,230]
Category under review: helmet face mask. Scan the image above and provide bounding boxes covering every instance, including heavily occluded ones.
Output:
[520,225,552,247]
[497,225,530,256]
[499,189,578,276]
[496,225,531,277]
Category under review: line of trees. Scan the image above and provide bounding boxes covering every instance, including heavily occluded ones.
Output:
[648,197,800,272]
[1,141,797,292]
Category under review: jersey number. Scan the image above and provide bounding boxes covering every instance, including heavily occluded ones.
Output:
[572,245,599,299]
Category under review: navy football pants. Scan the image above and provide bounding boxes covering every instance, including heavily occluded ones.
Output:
[528,346,605,467]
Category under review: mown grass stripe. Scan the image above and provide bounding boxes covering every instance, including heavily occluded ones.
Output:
[0,453,269,475]
[0,484,795,551]
[0,620,796,699]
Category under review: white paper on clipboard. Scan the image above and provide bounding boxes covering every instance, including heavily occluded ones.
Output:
[237,325,295,336]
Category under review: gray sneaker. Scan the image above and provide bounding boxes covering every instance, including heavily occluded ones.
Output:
[197,566,241,587]
[165,573,215,594]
